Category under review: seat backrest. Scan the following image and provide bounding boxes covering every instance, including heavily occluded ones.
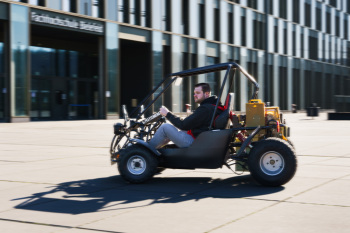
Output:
[214,93,234,129]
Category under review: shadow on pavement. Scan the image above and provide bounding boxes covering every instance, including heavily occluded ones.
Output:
[13,175,284,215]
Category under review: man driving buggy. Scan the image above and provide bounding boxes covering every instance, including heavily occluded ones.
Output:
[148,82,222,149]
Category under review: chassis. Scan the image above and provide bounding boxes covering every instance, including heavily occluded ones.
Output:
[110,62,297,186]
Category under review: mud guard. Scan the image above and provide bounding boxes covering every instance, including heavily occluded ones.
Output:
[129,138,161,156]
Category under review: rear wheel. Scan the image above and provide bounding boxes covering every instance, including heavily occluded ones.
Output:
[248,138,297,186]
[118,145,158,184]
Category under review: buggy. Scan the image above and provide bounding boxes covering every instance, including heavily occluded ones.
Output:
[110,62,297,186]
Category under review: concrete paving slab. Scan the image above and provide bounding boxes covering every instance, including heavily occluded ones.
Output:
[313,157,350,167]
[1,112,350,232]
[296,155,334,165]
[197,176,332,202]
[0,219,61,233]
[294,164,350,179]
[211,202,350,233]
[0,181,32,191]
[83,197,277,233]
[0,165,116,184]
[288,179,350,207]
[0,187,182,228]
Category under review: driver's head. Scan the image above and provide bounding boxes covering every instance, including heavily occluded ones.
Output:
[194,83,211,104]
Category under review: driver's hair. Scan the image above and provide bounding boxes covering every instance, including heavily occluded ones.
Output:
[195,83,211,94]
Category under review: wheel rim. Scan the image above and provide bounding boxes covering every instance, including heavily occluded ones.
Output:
[127,155,147,175]
[259,151,285,176]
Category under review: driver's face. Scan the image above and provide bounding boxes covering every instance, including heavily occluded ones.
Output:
[194,87,209,104]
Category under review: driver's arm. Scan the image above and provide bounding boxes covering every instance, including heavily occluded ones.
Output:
[165,105,210,131]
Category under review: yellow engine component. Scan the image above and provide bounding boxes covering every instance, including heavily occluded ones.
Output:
[246,99,266,140]
[265,106,280,121]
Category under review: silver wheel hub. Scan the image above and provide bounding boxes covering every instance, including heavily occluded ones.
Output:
[127,155,146,175]
[259,151,284,176]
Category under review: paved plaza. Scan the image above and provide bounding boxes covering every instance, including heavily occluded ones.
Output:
[0,112,349,233]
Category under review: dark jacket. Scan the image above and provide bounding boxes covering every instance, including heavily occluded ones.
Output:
[165,96,222,138]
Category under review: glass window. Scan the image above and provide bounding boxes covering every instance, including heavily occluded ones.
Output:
[292,59,300,108]
[329,37,333,63]
[335,11,340,37]
[329,0,337,8]
[228,4,234,44]
[292,25,296,56]
[274,19,278,53]
[199,0,205,38]
[92,0,104,18]
[241,8,246,47]
[162,0,171,31]
[344,16,348,40]
[279,56,288,110]
[309,30,318,60]
[152,31,163,111]
[304,0,311,27]
[247,50,258,99]
[106,23,119,114]
[326,6,331,34]
[322,34,326,62]
[247,0,257,10]
[279,0,287,19]
[266,0,273,15]
[31,47,56,76]
[214,0,220,41]
[206,56,219,95]
[80,0,92,16]
[293,0,299,23]
[316,2,322,31]
[0,42,4,75]
[253,12,266,50]
[182,0,189,35]
[300,27,304,58]
[347,42,350,66]
[11,4,29,117]
[283,22,287,54]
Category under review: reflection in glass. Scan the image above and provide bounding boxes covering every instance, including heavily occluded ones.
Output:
[30,79,51,118]
[92,0,104,18]
[0,43,3,74]
[0,43,4,119]
[152,31,163,110]
[30,47,97,79]
[106,23,119,114]
[11,4,29,117]
[206,56,219,95]
[80,0,92,16]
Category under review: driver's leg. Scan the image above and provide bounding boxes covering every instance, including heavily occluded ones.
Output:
[148,123,194,149]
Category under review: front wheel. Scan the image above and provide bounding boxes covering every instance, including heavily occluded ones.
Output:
[248,138,297,186]
[117,145,158,184]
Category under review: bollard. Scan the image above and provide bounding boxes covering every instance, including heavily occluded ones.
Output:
[306,103,320,118]
[292,104,297,113]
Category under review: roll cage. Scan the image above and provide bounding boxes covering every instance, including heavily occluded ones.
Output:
[129,62,259,130]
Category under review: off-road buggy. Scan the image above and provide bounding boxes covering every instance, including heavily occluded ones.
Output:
[110,62,297,186]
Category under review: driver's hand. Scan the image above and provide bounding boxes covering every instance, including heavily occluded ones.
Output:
[159,106,169,117]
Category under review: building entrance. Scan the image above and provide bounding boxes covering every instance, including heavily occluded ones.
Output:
[30,25,101,121]
[120,39,152,115]
[0,20,6,122]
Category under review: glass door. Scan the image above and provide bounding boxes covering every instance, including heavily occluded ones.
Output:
[30,78,52,120]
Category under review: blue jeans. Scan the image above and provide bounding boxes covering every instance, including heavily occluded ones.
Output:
[148,123,194,149]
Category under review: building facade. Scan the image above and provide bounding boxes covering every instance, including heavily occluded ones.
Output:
[0,0,349,122]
